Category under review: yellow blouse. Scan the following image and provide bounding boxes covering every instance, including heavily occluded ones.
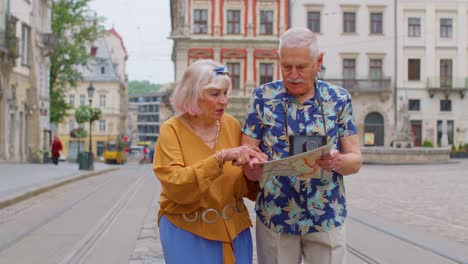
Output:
[153,114,258,263]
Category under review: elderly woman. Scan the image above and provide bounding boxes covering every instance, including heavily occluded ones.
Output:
[153,59,266,264]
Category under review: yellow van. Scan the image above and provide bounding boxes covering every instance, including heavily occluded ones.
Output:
[103,140,127,164]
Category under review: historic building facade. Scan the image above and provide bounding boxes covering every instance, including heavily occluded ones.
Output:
[170,0,289,121]
[397,0,468,148]
[57,29,128,161]
[0,0,54,162]
[291,0,396,147]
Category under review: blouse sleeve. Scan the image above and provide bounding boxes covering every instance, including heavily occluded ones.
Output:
[153,122,221,205]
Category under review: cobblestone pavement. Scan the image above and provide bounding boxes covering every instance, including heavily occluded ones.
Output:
[129,160,468,263]
[345,159,468,246]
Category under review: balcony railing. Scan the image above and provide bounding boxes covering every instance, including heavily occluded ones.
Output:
[323,78,392,93]
[426,77,467,99]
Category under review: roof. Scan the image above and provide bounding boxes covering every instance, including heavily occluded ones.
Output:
[109,28,128,58]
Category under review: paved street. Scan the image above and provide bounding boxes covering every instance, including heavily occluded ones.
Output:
[345,159,468,246]
[1,160,468,263]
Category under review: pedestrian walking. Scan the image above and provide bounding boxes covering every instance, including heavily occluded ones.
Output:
[51,136,63,166]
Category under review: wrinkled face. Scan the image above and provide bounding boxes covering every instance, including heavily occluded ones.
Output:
[198,88,228,120]
[280,46,323,99]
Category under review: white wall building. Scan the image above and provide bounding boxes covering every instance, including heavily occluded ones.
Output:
[0,0,54,162]
[397,0,468,148]
[290,0,396,147]
[58,29,129,160]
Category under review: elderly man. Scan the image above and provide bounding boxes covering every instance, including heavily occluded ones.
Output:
[242,27,362,264]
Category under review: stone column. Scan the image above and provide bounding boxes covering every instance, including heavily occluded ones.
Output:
[245,48,255,95]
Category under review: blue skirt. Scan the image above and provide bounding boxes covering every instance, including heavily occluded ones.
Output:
[160,215,253,264]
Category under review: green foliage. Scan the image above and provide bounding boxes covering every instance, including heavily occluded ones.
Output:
[49,0,105,124]
[74,105,102,123]
[70,127,87,138]
[451,144,457,152]
[422,139,434,147]
[128,80,161,95]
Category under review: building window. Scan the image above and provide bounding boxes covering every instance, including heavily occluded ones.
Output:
[307,11,321,33]
[99,120,106,132]
[440,59,452,88]
[101,66,105,74]
[78,123,84,129]
[343,59,356,79]
[370,13,383,34]
[69,119,75,131]
[408,17,421,37]
[440,99,452,112]
[194,9,208,34]
[21,24,31,65]
[227,10,241,34]
[440,18,452,38]
[99,94,106,108]
[227,62,240,90]
[447,120,454,145]
[409,99,420,111]
[260,10,273,35]
[343,59,356,89]
[259,63,273,84]
[369,59,383,80]
[69,95,75,107]
[408,59,420,81]
[80,95,85,106]
[343,12,356,33]
[437,120,454,146]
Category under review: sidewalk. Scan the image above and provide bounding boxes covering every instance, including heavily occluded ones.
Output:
[0,162,119,209]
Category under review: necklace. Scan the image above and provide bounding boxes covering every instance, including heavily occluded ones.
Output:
[186,116,220,144]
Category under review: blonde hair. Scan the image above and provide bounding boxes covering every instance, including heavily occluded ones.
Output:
[171,59,232,115]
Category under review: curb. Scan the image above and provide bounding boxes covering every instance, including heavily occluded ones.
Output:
[0,167,120,210]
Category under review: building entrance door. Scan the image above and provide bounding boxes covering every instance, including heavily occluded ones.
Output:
[411,120,422,146]
[364,112,384,146]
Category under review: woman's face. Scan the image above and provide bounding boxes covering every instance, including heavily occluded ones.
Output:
[198,88,228,120]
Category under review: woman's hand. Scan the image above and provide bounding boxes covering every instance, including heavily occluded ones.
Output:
[222,146,267,167]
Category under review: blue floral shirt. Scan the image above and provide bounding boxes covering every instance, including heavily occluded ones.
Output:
[242,80,358,235]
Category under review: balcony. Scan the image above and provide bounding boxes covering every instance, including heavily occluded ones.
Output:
[324,78,392,93]
[426,77,467,99]
[0,16,19,61]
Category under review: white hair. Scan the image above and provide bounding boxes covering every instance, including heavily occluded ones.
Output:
[278,27,321,59]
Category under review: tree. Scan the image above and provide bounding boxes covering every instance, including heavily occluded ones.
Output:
[128,80,161,95]
[50,0,104,124]
[74,105,102,124]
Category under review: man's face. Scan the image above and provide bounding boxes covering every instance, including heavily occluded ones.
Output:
[280,46,323,98]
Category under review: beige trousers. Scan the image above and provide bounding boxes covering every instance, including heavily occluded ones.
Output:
[256,217,347,264]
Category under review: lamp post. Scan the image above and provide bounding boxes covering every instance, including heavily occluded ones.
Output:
[87,82,95,170]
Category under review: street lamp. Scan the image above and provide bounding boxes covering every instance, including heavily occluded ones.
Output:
[87,82,95,170]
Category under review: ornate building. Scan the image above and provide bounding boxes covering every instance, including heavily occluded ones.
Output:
[0,0,54,162]
[170,0,289,121]
[57,29,128,161]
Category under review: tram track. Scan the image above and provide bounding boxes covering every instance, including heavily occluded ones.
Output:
[347,214,466,263]
[0,176,114,254]
[60,175,145,264]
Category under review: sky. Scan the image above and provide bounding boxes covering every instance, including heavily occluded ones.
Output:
[89,0,174,84]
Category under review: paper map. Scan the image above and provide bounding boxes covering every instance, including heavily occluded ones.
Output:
[255,144,331,187]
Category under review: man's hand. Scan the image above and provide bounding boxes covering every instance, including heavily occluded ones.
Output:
[316,150,342,172]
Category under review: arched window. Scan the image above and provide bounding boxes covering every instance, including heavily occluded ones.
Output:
[364,112,384,146]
